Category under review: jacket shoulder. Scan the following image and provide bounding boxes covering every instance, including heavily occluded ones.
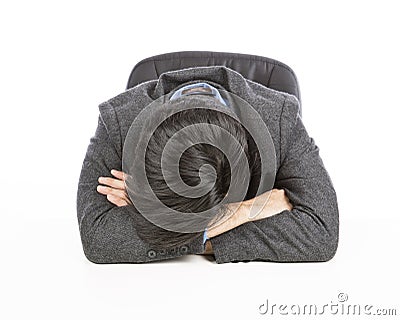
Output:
[245,79,300,121]
[98,81,156,138]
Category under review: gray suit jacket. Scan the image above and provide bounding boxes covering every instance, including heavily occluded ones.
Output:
[76,66,339,264]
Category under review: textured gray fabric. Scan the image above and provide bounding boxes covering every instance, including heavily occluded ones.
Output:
[76,65,339,264]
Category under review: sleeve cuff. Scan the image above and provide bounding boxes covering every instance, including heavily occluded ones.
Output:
[202,228,208,246]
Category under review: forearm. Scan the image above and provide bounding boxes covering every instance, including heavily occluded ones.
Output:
[206,203,247,238]
[207,189,290,238]
[209,190,338,264]
[200,202,248,255]
[203,96,339,264]
[205,175,338,264]
[77,113,206,263]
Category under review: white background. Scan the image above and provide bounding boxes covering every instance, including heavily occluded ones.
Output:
[1,0,399,319]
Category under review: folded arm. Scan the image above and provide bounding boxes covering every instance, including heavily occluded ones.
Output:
[76,113,204,264]
[207,96,339,263]
[78,95,339,264]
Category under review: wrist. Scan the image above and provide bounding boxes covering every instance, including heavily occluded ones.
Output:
[207,202,248,238]
[203,240,213,254]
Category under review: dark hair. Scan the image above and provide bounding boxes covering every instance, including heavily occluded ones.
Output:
[129,97,261,249]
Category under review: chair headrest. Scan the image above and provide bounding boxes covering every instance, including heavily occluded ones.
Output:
[127,51,301,114]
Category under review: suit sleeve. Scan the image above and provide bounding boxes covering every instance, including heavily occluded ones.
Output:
[209,96,339,263]
[76,105,204,264]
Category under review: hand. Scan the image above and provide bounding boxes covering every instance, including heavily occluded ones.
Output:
[97,169,132,207]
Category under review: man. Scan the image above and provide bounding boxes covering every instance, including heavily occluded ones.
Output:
[76,66,339,264]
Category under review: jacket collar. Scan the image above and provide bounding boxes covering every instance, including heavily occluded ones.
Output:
[151,65,256,104]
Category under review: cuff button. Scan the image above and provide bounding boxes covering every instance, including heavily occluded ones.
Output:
[147,250,157,258]
[180,245,188,254]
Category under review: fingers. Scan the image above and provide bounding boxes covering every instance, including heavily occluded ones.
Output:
[97,185,132,204]
[106,193,130,207]
[110,169,126,180]
[96,169,133,207]
[97,185,127,199]
[98,176,125,190]
[98,169,127,190]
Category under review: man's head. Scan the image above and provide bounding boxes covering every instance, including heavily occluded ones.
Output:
[125,95,261,248]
